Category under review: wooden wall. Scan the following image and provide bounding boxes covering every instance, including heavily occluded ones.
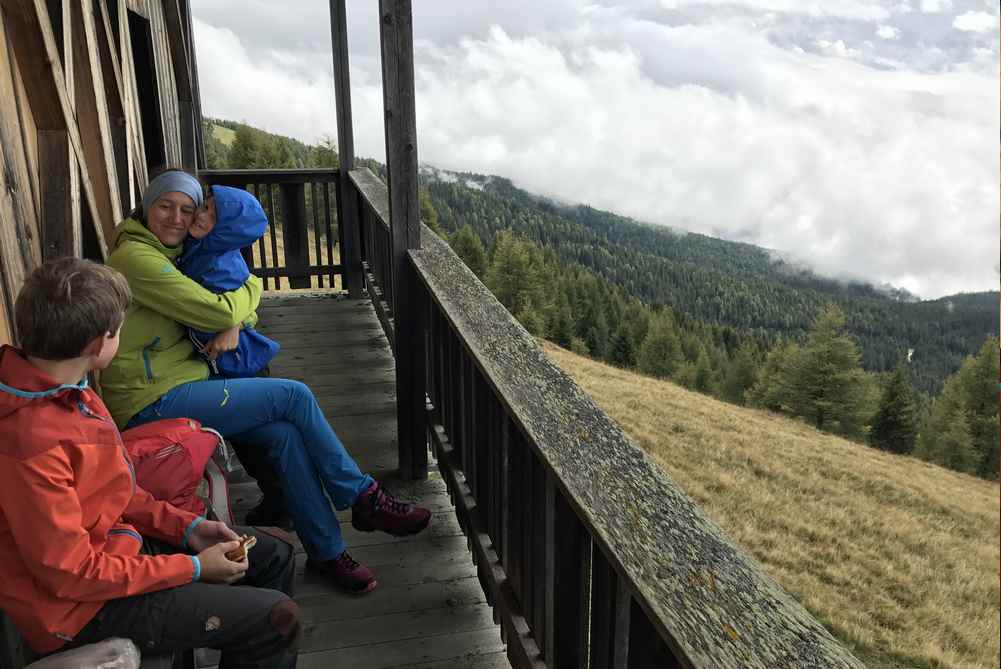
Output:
[0,0,201,347]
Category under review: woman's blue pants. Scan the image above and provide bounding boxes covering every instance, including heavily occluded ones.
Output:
[128,377,372,560]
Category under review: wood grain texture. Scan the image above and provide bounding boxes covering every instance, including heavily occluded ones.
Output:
[254,295,511,668]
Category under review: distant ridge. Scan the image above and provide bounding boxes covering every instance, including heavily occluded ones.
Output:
[422,165,998,395]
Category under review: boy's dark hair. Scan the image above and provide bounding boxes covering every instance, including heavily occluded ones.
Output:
[15,258,131,360]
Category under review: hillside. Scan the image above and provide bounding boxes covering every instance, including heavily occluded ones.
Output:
[424,168,998,396]
[210,123,236,146]
[542,340,999,669]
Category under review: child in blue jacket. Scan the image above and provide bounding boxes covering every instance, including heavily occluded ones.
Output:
[180,185,280,377]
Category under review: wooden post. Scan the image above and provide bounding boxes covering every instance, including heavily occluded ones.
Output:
[329,0,363,297]
[279,182,310,289]
[379,0,426,480]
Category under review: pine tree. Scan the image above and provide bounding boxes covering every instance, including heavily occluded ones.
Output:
[420,187,442,235]
[609,324,637,368]
[915,404,979,474]
[722,341,759,405]
[747,342,800,412]
[692,346,719,395]
[956,337,1000,478]
[637,311,683,379]
[787,305,867,436]
[449,224,488,278]
[869,362,919,454]
[228,124,261,168]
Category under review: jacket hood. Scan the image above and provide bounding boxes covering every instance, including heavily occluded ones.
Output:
[114,217,184,261]
[0,346,88,420]
[182,185,268,257]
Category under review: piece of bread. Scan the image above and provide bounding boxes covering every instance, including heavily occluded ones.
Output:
[225,534,257,561]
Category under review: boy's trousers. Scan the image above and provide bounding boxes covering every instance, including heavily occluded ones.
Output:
[59,526,299,669]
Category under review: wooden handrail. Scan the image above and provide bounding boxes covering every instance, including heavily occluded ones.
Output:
[344,166,865,668]
[198,169,343,292]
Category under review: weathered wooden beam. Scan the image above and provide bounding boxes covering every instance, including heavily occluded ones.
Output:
[278,182,310,290]
[329,0,363,297]
[162,0,196,169]
[0,5,39,282]
[118,0,147,191]
[409,226,867,668]
[380,0,426,481]
[2,0,108,257]
[38,131,79,259]
[96,0,132,212]
[80,0,122,228]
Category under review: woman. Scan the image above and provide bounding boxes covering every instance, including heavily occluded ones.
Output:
[101,169,430,594]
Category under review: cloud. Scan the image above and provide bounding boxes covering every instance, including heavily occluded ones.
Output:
[876,24,901,39]
[952,11,999,33]
[658,0,891,21]
[919,0,953,13]
[191,3,999,299]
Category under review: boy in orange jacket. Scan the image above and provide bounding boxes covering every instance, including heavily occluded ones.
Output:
[0,258,299,668]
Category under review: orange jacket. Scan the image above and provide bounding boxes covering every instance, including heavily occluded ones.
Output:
[0,346,200,653]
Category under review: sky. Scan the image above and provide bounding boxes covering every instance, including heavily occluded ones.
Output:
[190,0,1000,299]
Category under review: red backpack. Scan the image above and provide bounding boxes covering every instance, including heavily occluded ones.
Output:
[120,418,228,520]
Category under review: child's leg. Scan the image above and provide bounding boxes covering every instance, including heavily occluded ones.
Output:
[69,583,298,669]
[64,528,299,668]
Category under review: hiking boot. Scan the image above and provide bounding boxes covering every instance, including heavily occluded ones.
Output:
[245,496,294,531]
[351,481,431,537]
[306,552,377,594]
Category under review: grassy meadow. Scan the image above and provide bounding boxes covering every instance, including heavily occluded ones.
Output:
[542,340,1000,669]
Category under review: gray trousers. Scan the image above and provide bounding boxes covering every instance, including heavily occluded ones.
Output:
[62,526,299,669]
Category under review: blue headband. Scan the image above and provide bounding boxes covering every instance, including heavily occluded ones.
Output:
[143,171,203,214]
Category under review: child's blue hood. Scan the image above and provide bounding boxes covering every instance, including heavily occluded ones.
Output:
[179,186,267,291]
[188,185,268,254]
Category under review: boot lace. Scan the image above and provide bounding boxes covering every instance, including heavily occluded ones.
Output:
[375,487,412,515]
[335,551,360,571]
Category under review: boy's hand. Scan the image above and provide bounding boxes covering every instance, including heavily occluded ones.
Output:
[202,325,241,360]
[187,519,240,553]
[196,541,248,584]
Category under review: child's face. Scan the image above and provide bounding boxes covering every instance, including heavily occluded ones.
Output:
[189,199,217,241]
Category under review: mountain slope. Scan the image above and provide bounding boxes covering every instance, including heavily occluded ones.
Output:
[543,339,999,669]
[424,169,998,395]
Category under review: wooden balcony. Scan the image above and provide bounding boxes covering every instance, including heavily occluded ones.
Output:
[200,163,866,669]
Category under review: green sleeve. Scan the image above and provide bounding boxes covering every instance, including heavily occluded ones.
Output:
[110,244,262,332]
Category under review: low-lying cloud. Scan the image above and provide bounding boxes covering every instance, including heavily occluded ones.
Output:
[192,1,999,299]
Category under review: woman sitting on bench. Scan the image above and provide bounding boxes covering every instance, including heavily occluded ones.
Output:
[100,169,431,594]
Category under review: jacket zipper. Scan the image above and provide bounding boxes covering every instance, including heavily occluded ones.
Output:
[78,401,136,495]
[141,337,161,382]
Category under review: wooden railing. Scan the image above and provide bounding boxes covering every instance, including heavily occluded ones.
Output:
[347,167,866,669]
[199,169,342,291]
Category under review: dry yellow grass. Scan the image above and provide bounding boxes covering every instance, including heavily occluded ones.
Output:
[542,340,1000,669]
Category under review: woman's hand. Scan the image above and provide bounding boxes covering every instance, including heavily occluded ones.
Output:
[187,519,240,553]
[202,325,241,360]
[196,541,248,584]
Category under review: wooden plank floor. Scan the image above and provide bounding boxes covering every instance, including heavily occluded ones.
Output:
[225,293,510,669]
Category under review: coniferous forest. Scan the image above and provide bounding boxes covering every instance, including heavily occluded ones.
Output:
[204,121,1000,480]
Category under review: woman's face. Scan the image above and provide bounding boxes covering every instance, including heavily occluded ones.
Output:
[189,197,217,241]
[147,191,197,247]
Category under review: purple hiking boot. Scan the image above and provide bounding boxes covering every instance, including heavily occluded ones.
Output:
[351,481,431,537]
[306,551,377,594]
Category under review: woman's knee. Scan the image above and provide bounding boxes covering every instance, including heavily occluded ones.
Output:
[281,379,315,406]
